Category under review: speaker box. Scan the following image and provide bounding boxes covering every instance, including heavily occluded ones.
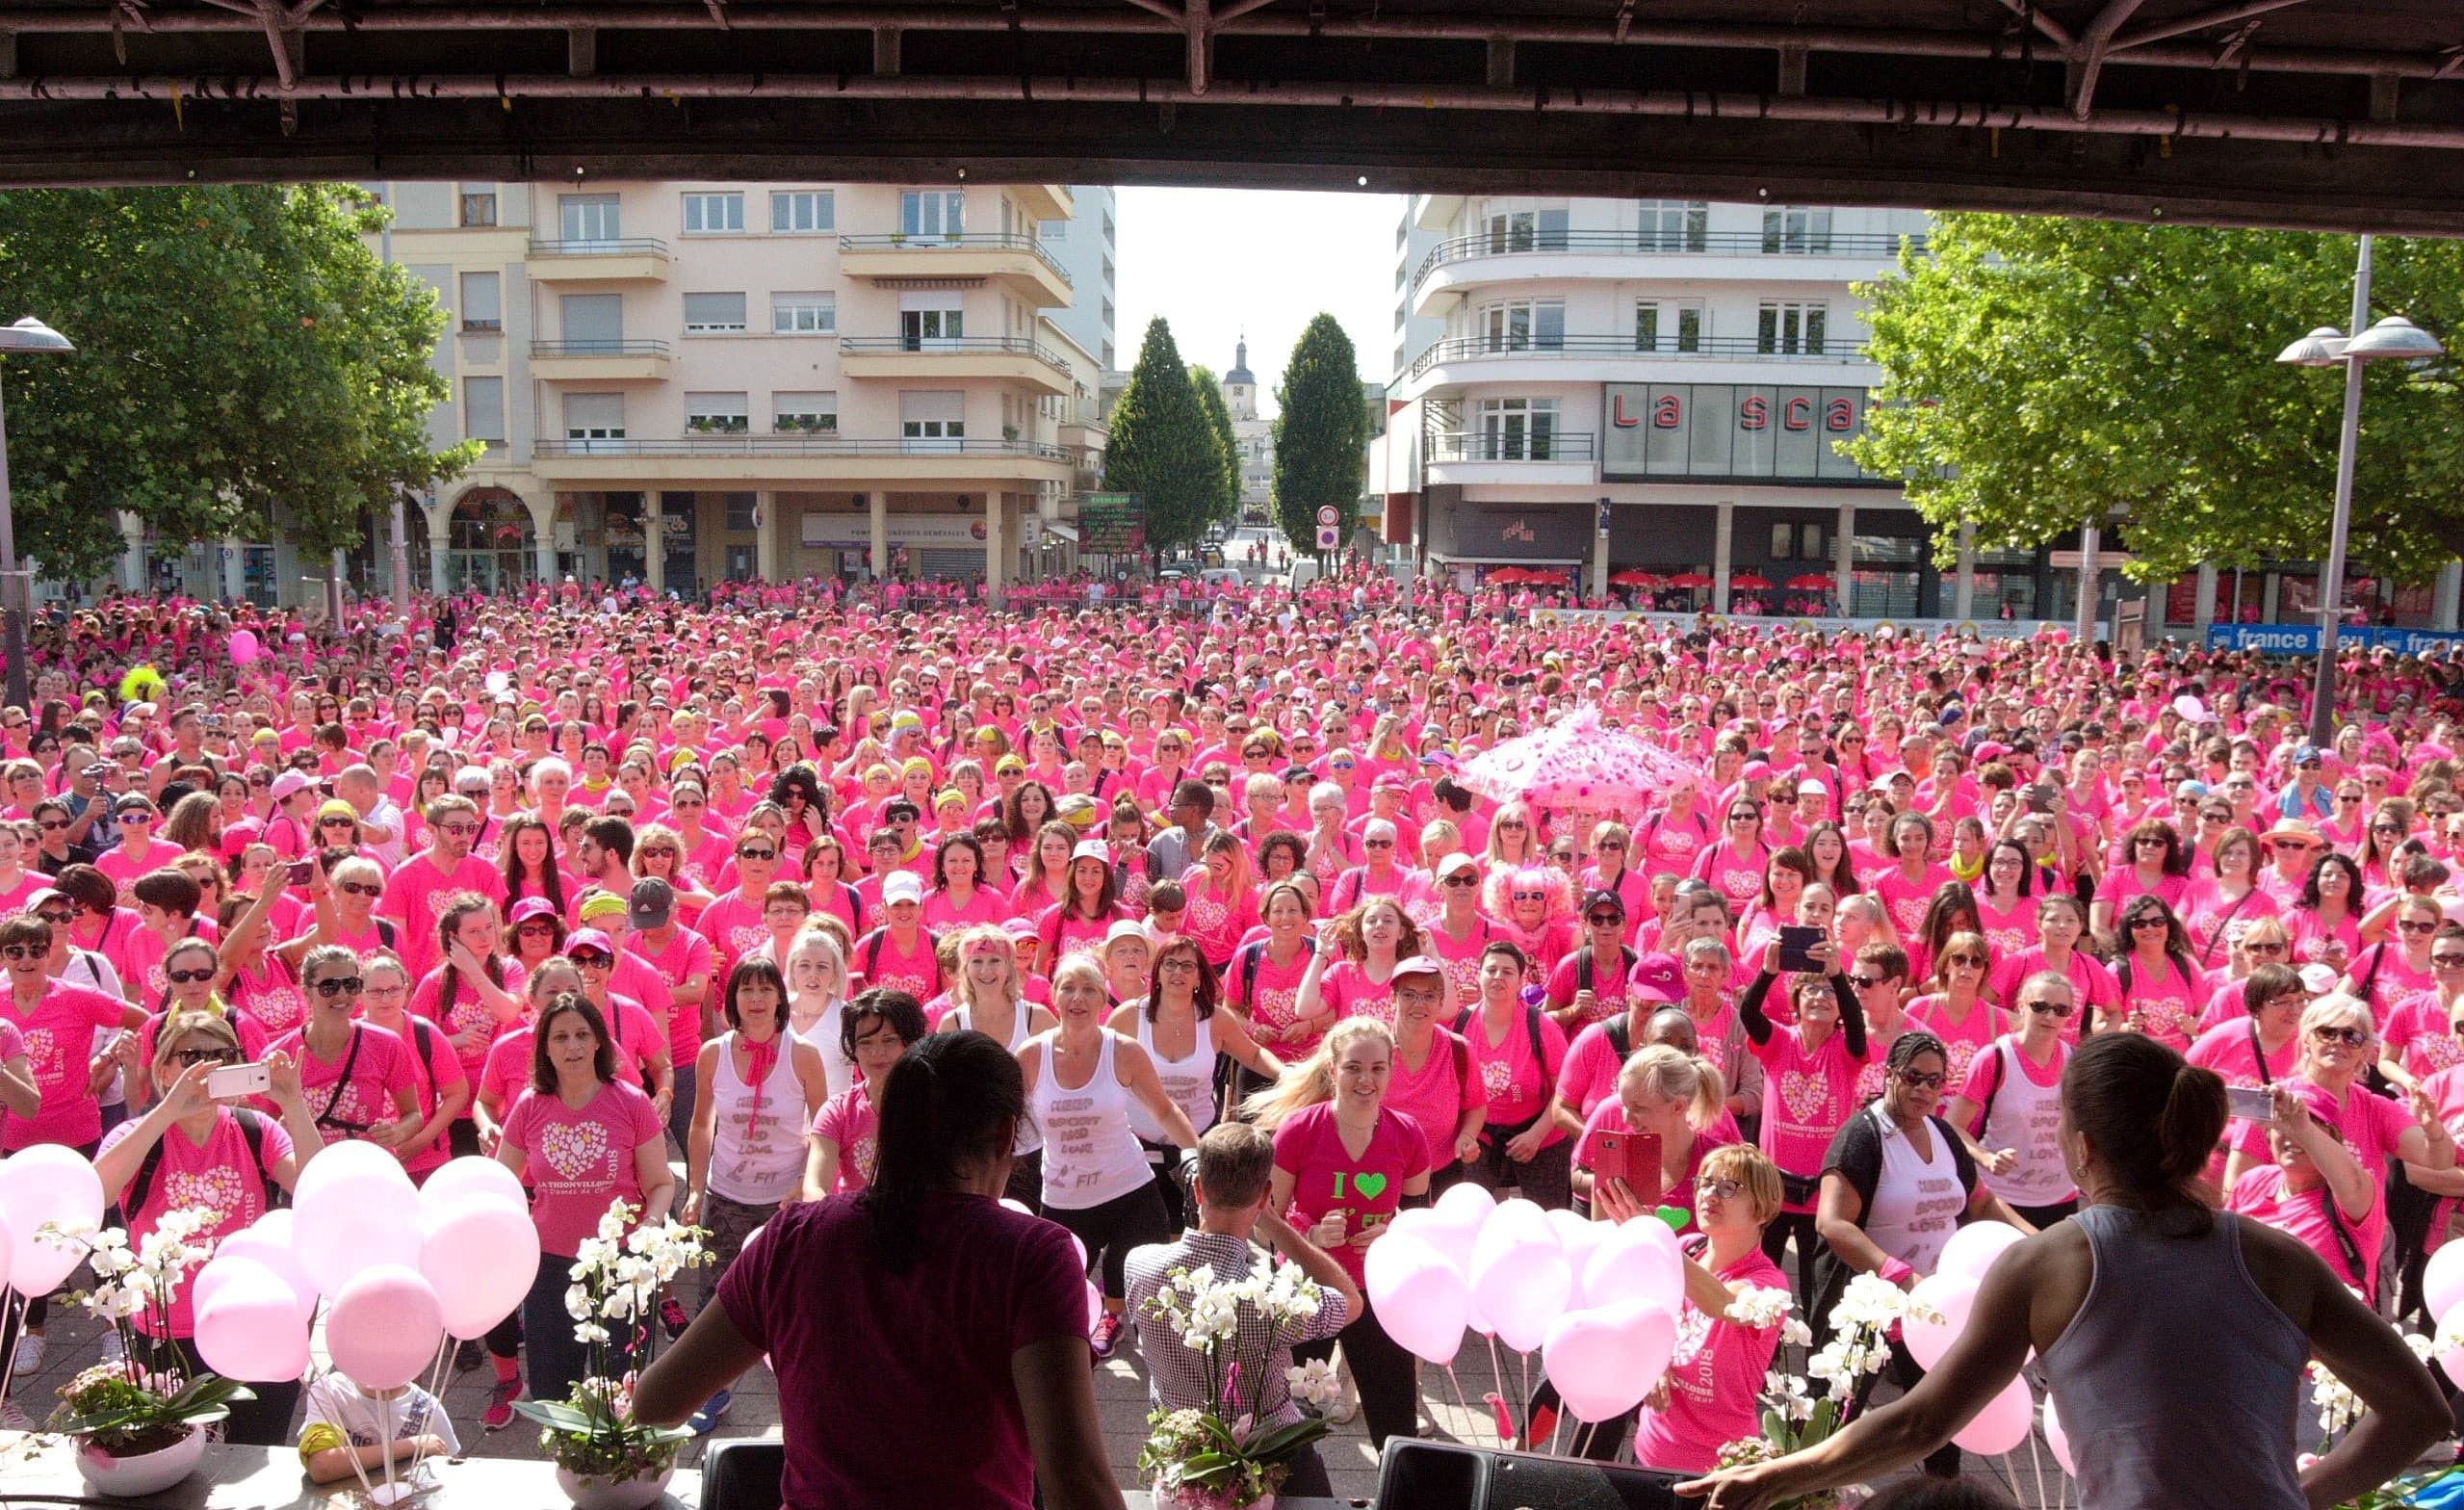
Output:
[1374,1439,1688,1510]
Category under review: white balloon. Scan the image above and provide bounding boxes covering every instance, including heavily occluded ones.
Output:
[1434,1180,1495,1226]
[295,1170,424,1297]
[1582,1214,1683,1312]
[1936,1221,2026,1284]
[293,1138,413,1211]
[2425,1240,2464,1326]
[0,1148,100,1297]
[415,1156,528,1220]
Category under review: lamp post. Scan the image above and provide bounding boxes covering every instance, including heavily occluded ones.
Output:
[0,316,76,712]
[2277,234,2446,748]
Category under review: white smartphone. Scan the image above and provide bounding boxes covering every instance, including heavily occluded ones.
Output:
[205,1061,271,1101]
[2225,1084,2275,1122]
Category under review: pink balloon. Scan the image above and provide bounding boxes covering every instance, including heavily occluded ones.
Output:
[1953,1373,2034,1455]
[1903,1275,1981,1371]
[1936,1221,2027,1284]
[2042,1393,2076,1475]
[1542,1300,1677,1422]
[1582,1218,1683,1313]
[2425,1241,2464,1326]
[1546,1210,1607,1309]
[326,1264,446,1391]
[295,1170,423,1297]
[1472,1237,1571,1354]
[417,1198,541,1341]
[1366,1241,1471,1367]
[216,1215,316,1319]
[227,630,261,664]
[416,1156,528,1220]
[0,1147,100,1297]
[195,1264,310,1384]
[193,1254,300,1323]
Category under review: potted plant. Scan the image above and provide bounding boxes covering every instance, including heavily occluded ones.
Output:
[1712,1272,1895,1510]
[40,1209,254,1498]
[516,1202,711,1510]
[1131,1256,1337,1510]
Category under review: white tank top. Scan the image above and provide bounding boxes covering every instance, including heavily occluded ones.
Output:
[1975,1038,2078,1207]
[704,1031,807,1206]
[791,1002,850,1100]
[953,1000,1043,1156]
[1129,1004,1216,1145]
[1865,1107,1971,1275]
[1029,1028,1154,1211]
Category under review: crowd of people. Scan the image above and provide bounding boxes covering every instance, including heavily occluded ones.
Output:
[4,571,2464,1505]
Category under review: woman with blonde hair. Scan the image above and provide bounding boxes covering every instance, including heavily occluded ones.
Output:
[1571,1044,1733,1221]
[785,925,853,1091]
[1482,799,1543,874]
[941,924,1057,1208]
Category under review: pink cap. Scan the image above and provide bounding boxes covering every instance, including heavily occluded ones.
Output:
[508,896,557,926]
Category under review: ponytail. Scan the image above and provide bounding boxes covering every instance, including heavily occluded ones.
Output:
[856,1021,1026,1273]
[1617,1044,1725,1133]
[2062,1031,2226,1220]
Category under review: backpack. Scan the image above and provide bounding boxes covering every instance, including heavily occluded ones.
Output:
[1575,945,1638,998]
[1236,936,1316,1007]
[1452,1003,1545,1066]
[125,1106,281,1216]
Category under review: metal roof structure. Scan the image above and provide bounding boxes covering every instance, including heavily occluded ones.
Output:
[0,0,2456,231]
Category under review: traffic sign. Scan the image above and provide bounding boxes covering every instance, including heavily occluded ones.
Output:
[1315,525,1340,551]
[1316,506,1339,527]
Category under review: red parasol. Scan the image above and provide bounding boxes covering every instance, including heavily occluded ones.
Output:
[1609,568,1661,587]
[1786,573,1833,590]
[1665,571,1713,588]
[1730,571,1774,590]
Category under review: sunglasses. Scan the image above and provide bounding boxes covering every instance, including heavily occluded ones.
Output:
[34,910,72,926]
[0,945,39,961]
[117,813,153,824]
[1512,890,1546,901]
[570,953,612,968]
[1847,974,1886,990]
[1727,812,1758,822]
[1586,914,1622,928]
[35,820,65,832]
[2435,953,2464,968]
[517,922,558,937]
[1896,1068,1947,1089]
[2128,916,2168,930]
[339,882,382,898]
[2024,999,2075,1017]
[2244,941,2287,954]
[312,976,364,998]
[1364,839,1394,849]
[247,775,272,788]
[320,817,356,828]
[170,1047,239,1067]
[2310,1025,2369,1046]
[1442,875,1480,889]
[439,823,480,838]
[1496,820,1527,830]
[2399,920,2440,935]
[2374,824,2404,836]
[739,847,778,860]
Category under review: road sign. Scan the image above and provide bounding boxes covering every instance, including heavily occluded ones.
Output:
[1316,506,1339,527]
[1316,525,1340,551]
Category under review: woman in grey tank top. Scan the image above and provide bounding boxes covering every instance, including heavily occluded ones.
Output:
[1680,1033,2448,1510]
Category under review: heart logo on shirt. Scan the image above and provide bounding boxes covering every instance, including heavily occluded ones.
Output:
[163,1165,247,1227]
[1352,1171,1388,1201]
[537,1119,610,1180]
[1776,1069,1829,1125]
[18,1028,54,1079]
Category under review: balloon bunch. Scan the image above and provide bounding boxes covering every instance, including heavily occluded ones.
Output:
[1900,1223,2039,1460]
[1366,1183,1684,1442]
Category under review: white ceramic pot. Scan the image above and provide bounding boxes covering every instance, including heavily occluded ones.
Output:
[1154,1481,1274,1510]
[555,1460,676,1510]
[74,1424,208,1498]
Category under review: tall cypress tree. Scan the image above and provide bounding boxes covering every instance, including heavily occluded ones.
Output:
[1102,317,1223,558]
[1187,364,1243,530]
[1270,314,1368,555]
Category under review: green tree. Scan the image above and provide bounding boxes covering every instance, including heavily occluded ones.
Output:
[1848,215,2464,585]
[1271,314,1367,554]
[0,185,477,583]
[1102,317,1223,557]
[1187,363,1242,529]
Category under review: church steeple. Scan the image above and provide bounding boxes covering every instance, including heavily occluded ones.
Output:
[1221,331,1258,422]
[1225,332,1255,387]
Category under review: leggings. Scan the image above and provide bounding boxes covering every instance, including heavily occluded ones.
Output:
[666,1062,698,1154]
[1761,1211,1823,1313]
[1003,1150,1044,1214]
[1292,1298,1421,1449]
[169,1335,301,1446]
[521,1258,636,1406]
[1465,1133,1573,1211]
[1045,1182,1171,1303]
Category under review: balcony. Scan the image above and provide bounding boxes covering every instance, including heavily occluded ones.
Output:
[530,434,1074,485]
[528,339,671,381]
[1410,229,1924,314]
[524,238,672,282]
[838,234,1073,306]
[839,335,1076,395]
[1424,429,1597,487]
[1405,333,1872,393]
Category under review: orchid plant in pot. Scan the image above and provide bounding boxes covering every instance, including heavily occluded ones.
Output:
[39,1209,254,1498]
[1131,1256,1337,1510]
[514,1202,711,1510]
[1713,1273,1900,1510]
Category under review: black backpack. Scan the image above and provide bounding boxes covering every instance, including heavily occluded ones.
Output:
[125,1107,281,1216]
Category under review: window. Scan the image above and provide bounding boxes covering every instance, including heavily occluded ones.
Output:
[1482,207,1569,253]
[1757,301,1829,355]
[559,293,622,350]
[682,192,744,234]
[1040,218,1067,241]
[563,392,625,444]
[770,192,834,233]
[558,195,620,247]
[724,494,759,531]
[1473,398,1558,461]
[773,390,838,433]
[1771,522,1795,560]
[1637,199,1707,252]
[1761,205,1834,254]
[1476,299,1565,353]
[899,305,965,349]
[683,293,748,334]
[462,377,505,446]
[900,391,967,452]
[771,293,837,334]
[458,272,502,332]
[900,190,965,240]
[459,192,497,228]
[1636,299,1704,353]
[685,392,750,433]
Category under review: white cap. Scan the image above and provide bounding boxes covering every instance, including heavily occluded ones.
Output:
[1071,839,1112,866]
[2297,962,2340,995]
[1797,778,1829,795]
[1435,851,1481,882]
[882,872,923,905]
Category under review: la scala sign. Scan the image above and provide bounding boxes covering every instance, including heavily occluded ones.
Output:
[1599,382,1887,485]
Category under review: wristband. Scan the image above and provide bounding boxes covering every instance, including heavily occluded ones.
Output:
[1877,1257,1914,1286]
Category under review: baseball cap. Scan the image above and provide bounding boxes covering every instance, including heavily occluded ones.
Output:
[270,771,311,800]
[562,928,615,959]
[1581,889,1626,920]
[508,896,558,927]
[882,872,924,906]
[1631,955,1683,1001]
[628,877,675,931]
[1389,955,1445,984]
[2297,963,2340,995]
[1070,839,1111,866]
[1797,778,1829,795]
[1435,851,1481,882]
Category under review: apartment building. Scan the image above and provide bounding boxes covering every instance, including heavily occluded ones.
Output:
[1039,187,1118,372]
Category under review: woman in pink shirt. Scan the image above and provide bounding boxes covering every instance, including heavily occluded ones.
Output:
[1178,830,1262,970]
[94,795,184,887]
[2286,851,2366,972]
[2187,963,2309,1188]
[1295,896,1422,1033]
[921,834,1008,933]
[2108,898,2206,1052]
[1384,955,1485,1185]
[2091,820,2192,941]
[804,987,929,1196]
[1569,1043,1737,1227]
[1869,813,1950,944]
[1905,930,1999,1088]
[1691,798,1773,913]
[2340,893,2439,1025]
[2380,923,2464,1096]
[1459,941,1571,1204]
[1736,936,1867,1302]
[2294,992,2452,1197]
[2227,1081,2382,1295]
[2179,829,2277,971]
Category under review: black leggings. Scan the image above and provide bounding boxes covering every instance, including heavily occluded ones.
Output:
[1762,1211,1823,1312]
[1045,1182,1171,1303]
[1293,1297,1421,1449]
[2014,1198,2080,1231]
[1465,1132,1574,1211]
[169,1335,301,1446]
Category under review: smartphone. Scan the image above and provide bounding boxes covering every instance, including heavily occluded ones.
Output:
[1591,1130,1666,1205]
[205,1061,271,1101]
[1776,924,1826,975]
[2226,1084,2275,1122]
[286,858,317,886]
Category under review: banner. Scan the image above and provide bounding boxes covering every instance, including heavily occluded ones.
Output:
[2204,623,2464,655]
[1078,493,1146,555]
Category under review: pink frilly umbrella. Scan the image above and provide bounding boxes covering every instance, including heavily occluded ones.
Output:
[1455,707,1701,812]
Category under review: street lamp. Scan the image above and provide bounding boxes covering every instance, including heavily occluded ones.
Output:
[2275,235,2444,749]
[0,316,75,712]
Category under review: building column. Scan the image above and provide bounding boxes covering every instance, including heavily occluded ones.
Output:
[1833,503,1855,616]
[642,493,664,594]
[755,490,782,584]
[1590,498,1610,603]
[219,537,246,602]
[2436,562,2463,632]
[2075,522,2101,641]
[2194,564,2219,634]
[1952,520,1977,621]
[527,496,558,586]
[984,492,1008,607]
[1712,501,1733,613]
[425,502,451,596]
[117,512,145,593]
[869,491,889,580]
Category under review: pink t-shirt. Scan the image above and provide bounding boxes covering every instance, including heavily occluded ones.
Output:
[99,1107,293,1337]
[1571,1101,1741,1233]
[2114,953,2206,1052]
[1543,948,1637,1027]
[409,958,532,1080]
[501,1079,665,1256]
[1387,1028,1484,1173]
[269,1022,417,1146]
[715,1191,1085,1510]
[810,1085,879,1194]
[1871,864,1952,941]
[2,978,131,1150]
[1320,958,1399,1030]
[1629,1241,1789,1473]
[2384,991,2464,1082]
[383,1014,468,1176]
[1424,919,1498,1009]
[1457,1005,1569,1138]
[2298,1079,2416,1185]
[1232,941,1319,1051]
[2178,879,2279,970]
[2186,1019,2301,1166]
[851,926,943,1001]
[2228,1163,2382,1293]
[1750,1026,1869,1209]
[376,854,507,982]
[1904,994,2000,1089]
[1272,1101,1431,1283]
[630,927,717,1063]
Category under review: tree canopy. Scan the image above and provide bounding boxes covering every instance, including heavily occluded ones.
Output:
[0,185,477,585]
[1186,363,1243,530]
[1847,215,2464,585]
[1271,314,1367,554]
[1102,317,1226,555]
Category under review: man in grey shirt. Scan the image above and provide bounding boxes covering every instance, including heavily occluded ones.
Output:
[1145,778,1223,883]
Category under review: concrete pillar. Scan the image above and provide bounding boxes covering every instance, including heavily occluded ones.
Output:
[1712,501,1733,613]
[755,490,781,584]
[869,491,890,580]
[1833,503,1855,616]
[1953,519,1977,621]
[642,492,664,594]
[425,505,452,597]
[2194,564,2219,633]
[219,537,246,602]
[2435,562,2464,632]
[117,512,145,593]
[329,547,350,623]
[528,497,558,586]
[2075,522,2100,641]
[984,492,1007,607]
[1590,499,1610,603]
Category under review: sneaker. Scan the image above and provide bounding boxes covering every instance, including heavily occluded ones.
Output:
[0,1400,31,1433]
[1324,1363,1359,1425]
[10,1335,41,1376]
[658,1296,690,1341]
[1089,1311,1126,1361]
[453,1340,484,1374]
[687,1389,733,1438]
[480,1380,522,1433]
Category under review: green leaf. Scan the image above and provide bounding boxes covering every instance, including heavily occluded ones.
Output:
[1270,314,1370,554]
[1103,317,1232,556]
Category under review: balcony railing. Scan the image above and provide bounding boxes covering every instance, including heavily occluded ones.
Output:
[836,233,1073,287]
[1413,229,1925,291]
[839,335,1073,374]
[535,435,1072,459]
[530,339,671,358]
[1409,334,1870,380]
[1428,430,1597,462]
[526,238,671,257]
